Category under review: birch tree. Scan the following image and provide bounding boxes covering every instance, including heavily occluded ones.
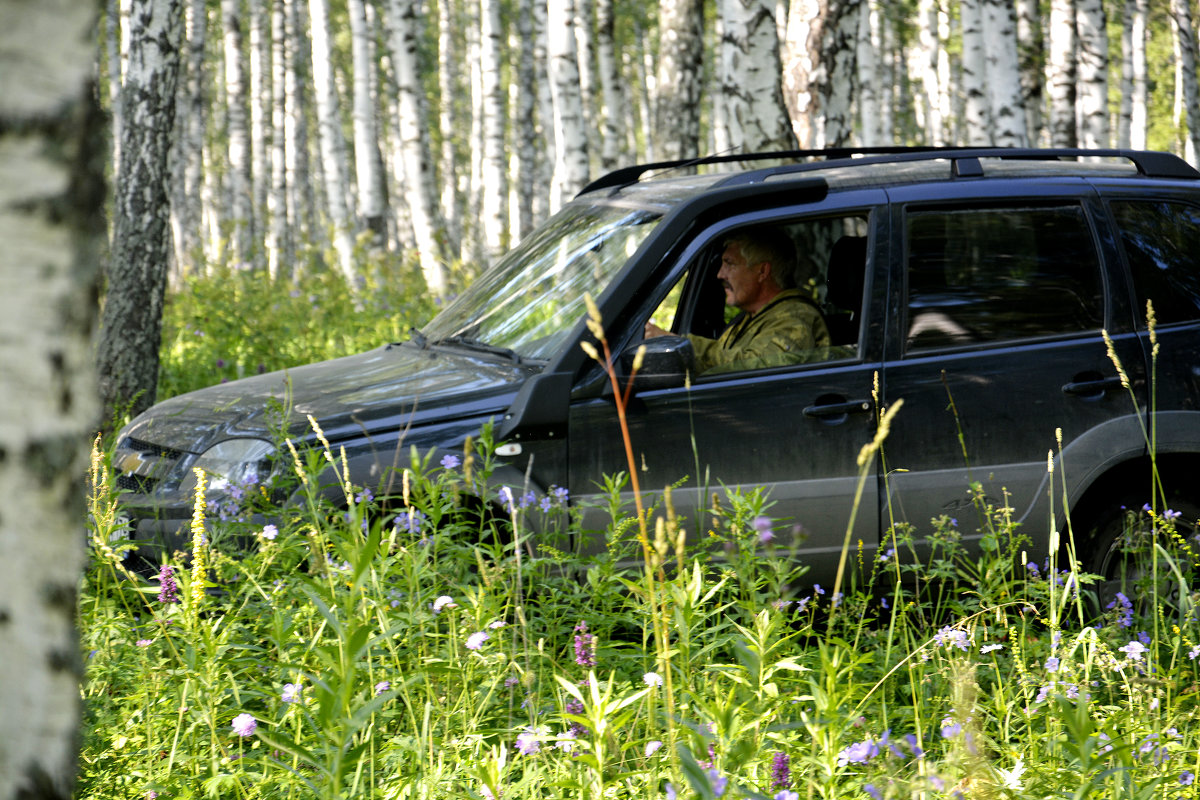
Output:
[783,0,821,147]
[249,0,269,235]
[982,0,1027,145]
[960,0,990,144]
[654,0,705,161]
[97,0,184,423]
[1172,0,1200,161]
[349,0,387,239]
[1120,0,1148,148]
[1016,0,1043,145]
[915,0,944,145]
[1046,0,1077,147]
[222,0,253,263]
[595,0,625,169]
[856,0,883,145]
[437,0,462,258]
[547,0,590,209]
[171,0,207,276]
[719,0,796,154]
[386,0,448,294]
[309,0,356,282]
[821,0,859,147]
[480,0,509,259]
[1076,0,1109,148]
[267,0,292,278]
[0,1,103,794]
[511,0,539,240]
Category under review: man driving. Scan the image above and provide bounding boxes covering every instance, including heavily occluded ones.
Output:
[644,227,830,374]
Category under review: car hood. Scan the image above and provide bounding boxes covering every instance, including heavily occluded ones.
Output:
[121,343,538,454]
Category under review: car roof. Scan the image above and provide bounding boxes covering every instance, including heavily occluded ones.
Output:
[580,147,1200,206]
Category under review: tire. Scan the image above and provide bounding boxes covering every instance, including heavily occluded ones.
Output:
[1081,494,1200,617]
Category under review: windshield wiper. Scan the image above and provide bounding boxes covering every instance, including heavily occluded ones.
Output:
[434,335,525,363]
[409,327,429,348]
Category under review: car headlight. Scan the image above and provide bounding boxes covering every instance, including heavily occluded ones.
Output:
[179,439,276,496]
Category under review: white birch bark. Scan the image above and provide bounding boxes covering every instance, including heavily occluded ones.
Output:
[783,0,823,148]
[960,0,990,145]
[548,0,590,209]
[98,0,184,421]
[465,0,484,265]
[654,0,705,161]
[1016,0,1043,145]
[437,0,462,258]
[172,0,207,276]
[268,0,292,279]
[1076,0,1108,148]
[982,0,1027,146]
[511,0,538,239]
[575,0,597,156]
[1130,0,1148,149]
[386,0,449,294]
[480,0,508,260]
[822,0,859,147]
[309,0,357,282]
[856,0,882,145]
[222,0,253,264]
[286,0,316,254]
[916,0,943,145]
[1046,0,1077,147]
[534,0,557,215]
[349,0,386,240]
[249,0,268,241]
[719,0,797,154]
[1172,0,1200,162]
[107,0,128,178]
[595,0,625,170]
[0,1,102,794]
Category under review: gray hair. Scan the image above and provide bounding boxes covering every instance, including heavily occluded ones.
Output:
[725,228,800,290]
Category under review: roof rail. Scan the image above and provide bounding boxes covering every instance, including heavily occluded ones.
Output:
[579,147,1200,195]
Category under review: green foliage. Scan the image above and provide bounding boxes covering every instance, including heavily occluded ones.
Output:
[157,253,436,402]
[81,422,1200,799]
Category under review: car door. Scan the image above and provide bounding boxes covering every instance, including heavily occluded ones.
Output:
[567,192,890,586]
[879,182,1147,562]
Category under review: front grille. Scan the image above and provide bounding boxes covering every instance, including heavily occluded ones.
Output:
[113,436,186,496]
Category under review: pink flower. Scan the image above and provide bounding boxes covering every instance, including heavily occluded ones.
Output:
[231,713,257,737]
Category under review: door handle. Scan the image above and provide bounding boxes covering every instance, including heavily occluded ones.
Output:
[802,398,873,418]
[1062,376,1124,397]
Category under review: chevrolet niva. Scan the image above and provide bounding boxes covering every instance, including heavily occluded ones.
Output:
[112,147,1200,597]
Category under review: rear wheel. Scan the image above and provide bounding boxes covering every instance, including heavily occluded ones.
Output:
[1080,494,1200,618]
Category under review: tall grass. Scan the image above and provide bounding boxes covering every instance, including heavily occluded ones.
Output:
[80,271,1200,798]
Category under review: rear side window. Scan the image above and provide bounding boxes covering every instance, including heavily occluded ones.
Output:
[1110,199,1200,325]
[905,205,1104,352]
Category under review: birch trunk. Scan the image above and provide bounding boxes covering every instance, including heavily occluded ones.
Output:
[480,0,508,260]
[783,0,824,148]
[268,0,292,279]
[172,0,207,276]
[548,0,590,209]
[222,0,253,264]
[960,0,990,145]
[1016,0,1043,145]
[595,0,625,170]
[916,0,943,145]
[856,0,882,145]
[437,0,462,259]
[349,0,386,240]
[1172,0,1200,162]
[654,0,705,161]
[511,0,538,239]
[534,0,557,215]
[98,0,184,422]
[387,0,448,294]
[719,0,796,154]
[1076,0,1108,148]
[1129,0,1148,149]
[249,0,268,241]
[822,0,859,147]
[1046,0,1077,147]
[0,1,103,794]
[982,0,1027,146]
[309,0,357,282]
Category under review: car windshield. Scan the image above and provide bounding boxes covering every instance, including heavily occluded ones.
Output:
[422,202,662,361]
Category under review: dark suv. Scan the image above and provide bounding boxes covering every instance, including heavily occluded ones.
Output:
[112,148,1200,586]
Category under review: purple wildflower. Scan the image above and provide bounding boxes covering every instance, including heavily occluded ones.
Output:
[374,681,391,696]
[515,727,541,755]
[574,621,596,667]
[838,738,879,766]
[231,713,257,737]
[157,565,180,604]
[281,683,301,703]
[770,750,791,790]
[864,785,882,800]
[706,769,728,797]
[1119,640,1147,661]
[1182,771,1196,785]
[136,639,152,647]
[753,516,774,543]
[1045,656,1060,673]
[565,699,588,736]
[440,453,460,470]
[465,631,489,650]
[646,740,664,757]
[1107,592,1133,627]
[260,524,278,541]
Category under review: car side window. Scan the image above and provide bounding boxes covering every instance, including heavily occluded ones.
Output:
[1110,199,1200,326]
[905,205,1104,352]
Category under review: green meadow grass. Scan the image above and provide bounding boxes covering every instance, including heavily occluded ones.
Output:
[80,269,1200,799]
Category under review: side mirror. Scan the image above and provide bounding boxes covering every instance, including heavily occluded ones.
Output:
[619,335,695,391]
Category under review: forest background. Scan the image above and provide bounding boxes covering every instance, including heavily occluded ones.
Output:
[97,0,1200,423]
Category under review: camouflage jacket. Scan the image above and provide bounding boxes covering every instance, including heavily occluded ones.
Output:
[688,289,832,375]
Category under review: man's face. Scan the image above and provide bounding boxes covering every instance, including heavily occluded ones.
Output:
[716,242,765,311]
